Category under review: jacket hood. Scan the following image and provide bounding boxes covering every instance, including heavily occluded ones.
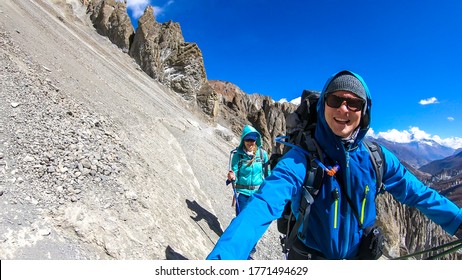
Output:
[238,125,262,150]
[315,70,372,157]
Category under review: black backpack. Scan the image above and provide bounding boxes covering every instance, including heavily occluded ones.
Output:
[269,90,385,256]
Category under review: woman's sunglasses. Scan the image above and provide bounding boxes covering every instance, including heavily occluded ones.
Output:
[325,94,365,112]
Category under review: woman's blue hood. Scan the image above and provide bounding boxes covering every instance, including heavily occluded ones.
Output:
[238,125,262,150]
[315,70,372,156]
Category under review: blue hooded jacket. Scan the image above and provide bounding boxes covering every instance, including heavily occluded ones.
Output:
[207,70,462,260]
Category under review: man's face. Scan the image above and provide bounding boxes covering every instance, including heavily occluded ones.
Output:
[324,91,363,138]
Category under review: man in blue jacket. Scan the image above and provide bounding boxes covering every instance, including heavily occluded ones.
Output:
[207,70,462,260]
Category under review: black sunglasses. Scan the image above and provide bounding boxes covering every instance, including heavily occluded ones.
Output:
[325,94,365,112]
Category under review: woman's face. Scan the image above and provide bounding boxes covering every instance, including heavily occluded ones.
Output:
[244,139,256,152]
[324,91,363,138]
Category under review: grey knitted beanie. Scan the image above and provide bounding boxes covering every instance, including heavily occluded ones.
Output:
[325,72,367,102]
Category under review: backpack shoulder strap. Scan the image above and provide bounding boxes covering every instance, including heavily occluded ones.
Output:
[363,140,385,194]
[282,135,325,254]
[236,150,243,179]
[259,148,265,165]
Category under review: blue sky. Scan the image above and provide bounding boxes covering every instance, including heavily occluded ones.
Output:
[124,0,462,149]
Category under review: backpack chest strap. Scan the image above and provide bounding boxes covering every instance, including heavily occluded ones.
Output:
[235,184,259,190]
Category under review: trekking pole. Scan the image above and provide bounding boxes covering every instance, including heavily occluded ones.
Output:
[227,149,240,214]
[393,239,462,260]
[227,179,241,214]
[426,241,462,260]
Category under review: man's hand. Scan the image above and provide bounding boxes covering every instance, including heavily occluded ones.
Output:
[227,170,236,181]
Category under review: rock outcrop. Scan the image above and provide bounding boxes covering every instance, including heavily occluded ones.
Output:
[86,1,291,149]
[209,80,296,151]
[88,0,134,53]
[88,0,218,118]
[376,192,458,259]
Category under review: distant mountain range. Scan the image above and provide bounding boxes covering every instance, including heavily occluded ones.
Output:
[371,137,462,207]
[419,151,462,175]
[369,137,457,169]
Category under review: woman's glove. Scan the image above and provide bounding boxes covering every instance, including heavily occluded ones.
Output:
[227,170,236,181]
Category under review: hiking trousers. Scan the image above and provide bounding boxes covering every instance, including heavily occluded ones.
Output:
[236,193,252,215]
[236,193,257,259]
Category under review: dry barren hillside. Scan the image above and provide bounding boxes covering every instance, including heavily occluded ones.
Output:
[0,0,283,260]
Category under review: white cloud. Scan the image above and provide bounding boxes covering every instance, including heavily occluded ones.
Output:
[153,6,163,16]
[376,127,432,143]
[377,128,412,143]
[153,1,175,17]
[435,136,462,150]
[419,97,438,105]
[375,126,462,149]
[366,128,377,138]
[448,117,455,121]
[126,0,175,21]
[126,0,151,18]
[409,127,431,140]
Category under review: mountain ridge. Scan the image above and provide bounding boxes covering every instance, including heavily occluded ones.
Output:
[419,151,462,175]
[371,137,456,168]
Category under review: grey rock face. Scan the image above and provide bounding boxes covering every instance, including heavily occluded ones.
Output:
[88,2,217,118]
[197,82,219,118]
[128,7,209,103]
[128,7,163,79]
[89,0,134,53]
[210,80,296,152]
[376,193,458,259]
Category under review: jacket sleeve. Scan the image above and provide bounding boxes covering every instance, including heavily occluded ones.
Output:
[206,148,307,259]
[230,152,239,174]
[381,146,462,235]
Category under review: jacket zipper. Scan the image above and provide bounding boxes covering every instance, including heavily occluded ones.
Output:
[360,185,370,224]
[343,151,351,257]
[332,188,339,229]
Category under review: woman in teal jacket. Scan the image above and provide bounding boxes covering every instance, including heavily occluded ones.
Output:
[228,125,269,215]
[208,70,462,260]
